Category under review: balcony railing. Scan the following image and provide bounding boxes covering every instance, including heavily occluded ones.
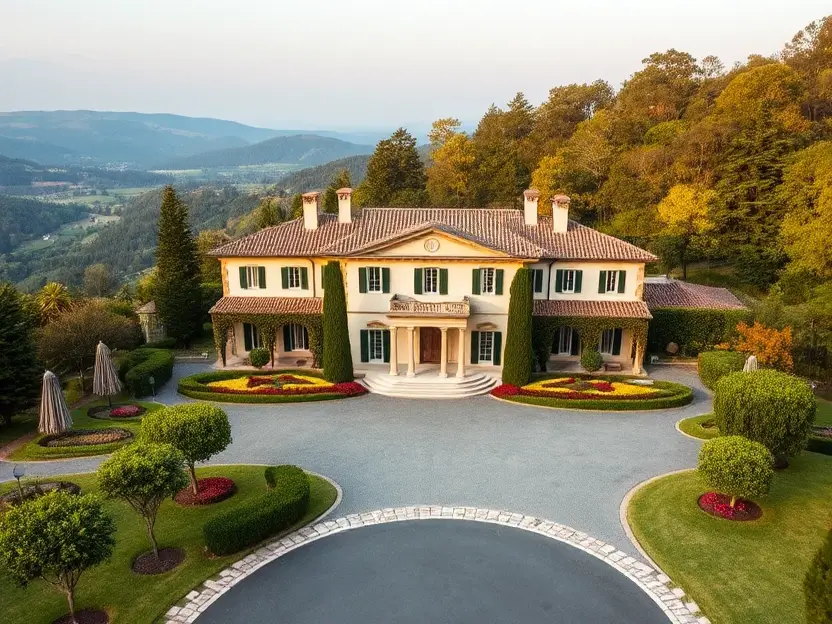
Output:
[387,295,470,318]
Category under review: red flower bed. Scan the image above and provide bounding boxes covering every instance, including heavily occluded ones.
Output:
[491,384,521,398]
[174,477,236,506]
[332,382,368,396]
[210,381,367,397]
[517,387,650,400]
[698,492,762,521]
[591,381,615,393]
[247,376,275,388]
[110,405,143,418]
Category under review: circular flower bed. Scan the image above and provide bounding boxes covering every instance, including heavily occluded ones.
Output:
[88,404,147,420]
[698,492,762,521]
[174,477,236,506]
[38,428,133,448]
[178,370,367,403]
[0,481,80,508]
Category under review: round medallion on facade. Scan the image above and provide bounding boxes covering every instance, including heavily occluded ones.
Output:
[424,238,440,252]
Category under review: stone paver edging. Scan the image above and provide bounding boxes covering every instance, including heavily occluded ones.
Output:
[165,506,708,624]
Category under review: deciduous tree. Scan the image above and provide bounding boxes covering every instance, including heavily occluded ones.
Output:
[426,118,476,207]
[657,184,717,279]
[83,263,112,297]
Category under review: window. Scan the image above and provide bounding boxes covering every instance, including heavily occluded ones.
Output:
[240,266,265,290]
[557,326,573,355]
[243,323,263,351]
[479,331,494,363]
[562,270,576,293]
[532,269,544,293]
[555,269,582,294]
[605,270,617,293]
[600,329,615,354]
[290,324,308,351]
[287,267,302,289]
[369,329,385,363]
[480,268,496,295]
[367,267,382,293]
[423,268,439,294]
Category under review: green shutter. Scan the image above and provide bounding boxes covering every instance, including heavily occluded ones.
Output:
[493,332,502,365]
[618,270,626,293]
[470,331,480,364]
[533,269,543,293]
[439,269,449,294]
[575,270,583,293]
[239,267,248,290]
[382,268,390,293]
[281,267,289,289]
[472,268,481,294]
[414,268,423,294]
[301,267,309,290]
[383,330,391,363]
[598,270,607,293]
[555,269,563,293]
[570,329,580,356]
[358,267,368,293]
[495,269,504,295]
[283,325,293,352]
[243,323,253,351]
[258,266,266,289]
[612,328,623,355]
[360,330,370,363]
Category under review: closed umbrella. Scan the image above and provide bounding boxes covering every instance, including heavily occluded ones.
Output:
[743,355,759,373]
[93,341,122,407]
[38,370,73,435]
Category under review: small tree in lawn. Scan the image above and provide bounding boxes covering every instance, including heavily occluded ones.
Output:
[804,526,832,624]
[0,491,115,624]
[502,268,533,386]
[141,403,232,495]
[697,436,774,508]
[322,261,354,383]
[98,442,187,561]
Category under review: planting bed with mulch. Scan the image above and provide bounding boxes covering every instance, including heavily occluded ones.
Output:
[88,404,147,420]
[132,547,186,575]
[698,492,762,521]
[38,428,133,448]
[53,609,108,624]
[0,481,80,508]
[174,477,236,506]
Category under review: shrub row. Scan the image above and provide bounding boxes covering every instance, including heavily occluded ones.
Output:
[123,348,175,397]
[647,308,751,356]
[496,381,693,411]
[698,350,746,390]
[203,465,310,556]
[144,337,178,349]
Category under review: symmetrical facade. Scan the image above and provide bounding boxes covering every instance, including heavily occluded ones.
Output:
[209,188,665,376]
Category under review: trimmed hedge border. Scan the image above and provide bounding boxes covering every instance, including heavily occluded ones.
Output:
[697,351,746,390]
[495,379,693,411]
[203,465,310,556]
[177,369,363,404]
[124,348,175,397]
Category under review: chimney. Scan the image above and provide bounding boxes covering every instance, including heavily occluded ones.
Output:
[301,191,320,230]
[523,189,540,226]
[551,194,571,233]
[337,187,352,224]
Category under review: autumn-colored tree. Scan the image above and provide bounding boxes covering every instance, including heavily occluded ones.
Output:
[656,184,717,279]
[735,321,794,371]
[426,118,476,207]
[781,16,832,124]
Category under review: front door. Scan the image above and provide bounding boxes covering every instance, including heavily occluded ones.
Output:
[420,327,441,363]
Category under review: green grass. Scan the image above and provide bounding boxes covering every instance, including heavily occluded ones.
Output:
[677,413,719,439]
[7,401,158,461]
[627,453,832,624]
[0,465,337,624]
[0,413,37,448]
[815,399,832,426]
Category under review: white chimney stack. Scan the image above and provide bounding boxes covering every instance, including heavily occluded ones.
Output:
[337,187,352,224]
[523,189,540,226]
[301,191,320,230]
[551,194,571,233]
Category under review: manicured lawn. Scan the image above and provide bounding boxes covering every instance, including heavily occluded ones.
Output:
[816,399,832,426]
[0,465,337,624]
[7,400,158,461]
[677,413,719,440]
[628,453,832,624]
[0,412,37,448]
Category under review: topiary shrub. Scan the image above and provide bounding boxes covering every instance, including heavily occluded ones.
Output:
[123,348,175,397]
[804,527,832,623]
[698,350,746,390]
[141,403,232,495]
[581,347,603,372]
[249,347,270,369]
[203,465,310,555]
[714,370,816,464]
[322,261,354,383]
[697,436,774,507]
[502,268,534,386]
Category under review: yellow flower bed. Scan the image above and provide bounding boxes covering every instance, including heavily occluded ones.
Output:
[523,377,659,397]
[208,374,333,394]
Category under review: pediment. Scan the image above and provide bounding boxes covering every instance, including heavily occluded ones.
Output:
[357,226,508,258]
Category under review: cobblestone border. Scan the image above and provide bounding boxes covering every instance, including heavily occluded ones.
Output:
[165,505,708,624]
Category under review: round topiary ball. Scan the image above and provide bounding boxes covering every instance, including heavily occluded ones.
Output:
[697,436,773,507]
[249,347,270,369]
[581,347,604,373]
[713,369,815,464]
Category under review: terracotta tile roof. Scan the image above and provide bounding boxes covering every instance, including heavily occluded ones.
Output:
[209,297,323,315]
[210,208,657,262]
[644,279,747,310]
[136,300,156,314]
[533,299,653,319]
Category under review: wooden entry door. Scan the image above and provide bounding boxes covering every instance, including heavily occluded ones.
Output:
[420,327,441,363]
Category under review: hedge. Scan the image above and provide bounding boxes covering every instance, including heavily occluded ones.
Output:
[501,268,533,386]
[499,380,693,411]
[647,308,751,356]
[123,348,174,397]
[203,465,310,555]
[698,350,746,390]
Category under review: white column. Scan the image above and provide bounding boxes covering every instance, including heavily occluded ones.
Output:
[439,327,448,378]
[389,327,399,376]
[407,327,416,377]
[632,335,644,375]
[456,328,466,378]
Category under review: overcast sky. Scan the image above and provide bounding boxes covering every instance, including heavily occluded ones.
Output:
[1,0,829,131]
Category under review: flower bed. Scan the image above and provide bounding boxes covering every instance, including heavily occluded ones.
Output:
[698,492,762,521]
[178,369,367,403]
[88,404,147,420]
[174,477,236,506]
[38,428,133,448]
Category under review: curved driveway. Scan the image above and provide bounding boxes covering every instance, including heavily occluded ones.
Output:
[0,363,706,549]
[198,520,670,624]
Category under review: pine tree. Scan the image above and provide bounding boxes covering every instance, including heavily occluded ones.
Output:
[355,128,426,206]
[323,169,352,214]
[322,261,354,383]
[501,268,534,386]
[154,186,202,348]
[0,283,41,427]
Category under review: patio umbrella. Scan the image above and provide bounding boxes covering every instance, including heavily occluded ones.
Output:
[743,355,759,373]
[38,370,73,435]
[93,341,122,407]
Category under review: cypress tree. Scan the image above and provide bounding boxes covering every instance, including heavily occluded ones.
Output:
[0,283,41,427]
[355,128,426,206]
[322,261,354,382]
[154,186,202,348]
[501,267,534,386]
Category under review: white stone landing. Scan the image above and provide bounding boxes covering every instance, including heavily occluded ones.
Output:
[360,371,499,399]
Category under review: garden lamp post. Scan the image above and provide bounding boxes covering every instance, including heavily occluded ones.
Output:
[149,376,155,400]
[12,465,24,501]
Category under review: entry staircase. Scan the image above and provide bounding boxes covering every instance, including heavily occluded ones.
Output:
[360,371,500,399]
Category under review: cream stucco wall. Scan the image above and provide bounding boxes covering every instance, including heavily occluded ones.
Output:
[223,258,327,297]
[528,261,645,301]
[373,233,507,258]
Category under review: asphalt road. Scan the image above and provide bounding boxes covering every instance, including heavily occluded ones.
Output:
[197,520,670,624]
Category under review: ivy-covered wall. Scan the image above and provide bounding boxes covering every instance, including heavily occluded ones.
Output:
[647,308,751,356]
[212,313,323,367]
[532,316,648,370]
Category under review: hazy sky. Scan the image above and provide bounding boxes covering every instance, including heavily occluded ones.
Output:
[1,0,829,130]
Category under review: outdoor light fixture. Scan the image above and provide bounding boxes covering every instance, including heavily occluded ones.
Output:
[12,465,25,501]
[149,375,156,400]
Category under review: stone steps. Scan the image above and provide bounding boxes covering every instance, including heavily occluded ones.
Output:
[360,372,499,399]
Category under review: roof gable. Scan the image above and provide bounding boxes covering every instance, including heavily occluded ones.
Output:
[356,225,511,258]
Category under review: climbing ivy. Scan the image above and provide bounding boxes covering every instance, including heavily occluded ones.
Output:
[531,316,649,370]
[211,313,323,367]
